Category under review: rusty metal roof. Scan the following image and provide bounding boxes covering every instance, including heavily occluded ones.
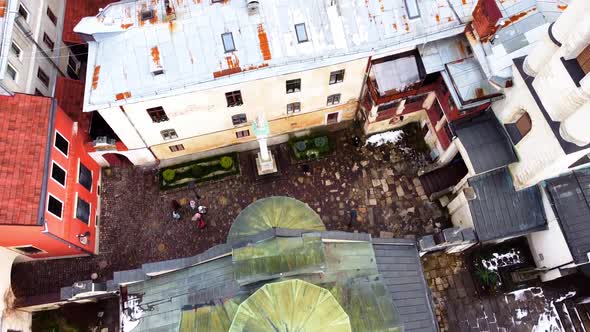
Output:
[75,0,479,111]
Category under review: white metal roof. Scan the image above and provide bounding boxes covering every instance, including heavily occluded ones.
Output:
[76,0,477,111]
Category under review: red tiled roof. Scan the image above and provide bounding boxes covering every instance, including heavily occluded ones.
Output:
[63,0,118,44]
[0,94,52,225]
[472,0,502,40]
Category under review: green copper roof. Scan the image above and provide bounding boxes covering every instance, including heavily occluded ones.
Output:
[229,279,352,332]
[232,235,325,285]
[179,297,244,332]
[227,196,325,242]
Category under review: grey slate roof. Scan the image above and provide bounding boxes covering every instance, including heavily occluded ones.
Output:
[468,167,546,242]
[546,168,590,264]
[454,111,518,174]
[373,239,438,332]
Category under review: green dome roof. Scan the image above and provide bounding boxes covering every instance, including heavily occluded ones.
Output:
[229,279,351,332]
[227,196,325,242]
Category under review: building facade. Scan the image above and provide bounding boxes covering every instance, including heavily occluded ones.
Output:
[0,0,69,96]
[74,0,478,166]
[0,93,100,259]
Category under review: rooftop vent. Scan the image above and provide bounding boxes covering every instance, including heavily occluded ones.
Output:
[247,0,259,15]
[141,9,154,21]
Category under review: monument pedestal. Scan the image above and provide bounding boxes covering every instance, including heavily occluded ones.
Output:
[256,152,278,175]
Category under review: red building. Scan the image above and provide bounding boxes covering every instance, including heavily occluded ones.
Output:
[0,91,100,259]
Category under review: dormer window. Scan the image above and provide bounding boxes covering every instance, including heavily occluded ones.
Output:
[141,9,154,21]
[222,32,236,53]
[295,23,308,43]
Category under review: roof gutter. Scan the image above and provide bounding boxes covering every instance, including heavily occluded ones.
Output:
[37,98,57,225]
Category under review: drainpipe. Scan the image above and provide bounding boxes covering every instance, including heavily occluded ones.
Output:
[14,15,66,78]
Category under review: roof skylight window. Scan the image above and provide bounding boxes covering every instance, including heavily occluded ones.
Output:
[222,32,236,53]
[295,23,308,43]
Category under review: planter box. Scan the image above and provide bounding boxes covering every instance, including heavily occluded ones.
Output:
[159,153,240,190]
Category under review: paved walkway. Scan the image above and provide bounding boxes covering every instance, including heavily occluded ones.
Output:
[11,128,442,300]
[422,252,580,332]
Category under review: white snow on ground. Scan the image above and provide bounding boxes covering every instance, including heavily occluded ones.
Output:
[533,302,564,332]
[121,297,144,332]
[481,250,522,271]
[506,287,545,302]
[365,130,403,147]
[516,308,528,319]
[555,291,576,303]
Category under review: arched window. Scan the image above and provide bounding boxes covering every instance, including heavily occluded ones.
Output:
[505,111,532,144]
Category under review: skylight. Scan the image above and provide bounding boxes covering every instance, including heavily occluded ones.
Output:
[295,23,308,43]
[222,32,236,52]
[404,0,420,19]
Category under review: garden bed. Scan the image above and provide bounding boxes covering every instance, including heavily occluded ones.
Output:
[159,153,240,190]
[289,134,333,161]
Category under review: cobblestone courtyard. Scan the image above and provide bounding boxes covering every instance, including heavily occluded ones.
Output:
[12,128,443,300]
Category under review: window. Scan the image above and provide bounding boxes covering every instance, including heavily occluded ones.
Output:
[161,129,178,140]
[329,69,345,84]
[287,102,301,114]
[225,90,243,107]
[404,0,420,19]
[18,4,28,21]
[76,197,91,224]
[377,100,401,113]
[146,106,169,123]
[326,112,339,125]
[327,93,341,106]
[34,89,44,96]
[236,129,250,138]
[47,195,63,218]
[51,162,66,186]
[576,44,590,75]
[12,245,44,255]
[286,79,301,93]
[43,33,54,51]
[505,111,532,145]
[46,7,57,25]
[67,54,80,79]
[222,32,236,52]
[295,23,308,43]
[231,113,247,125]
[169,144,185,152]
[10,41,21,59]
[141,9,154,20]
[79,163,92,191]
[37,67,50,87]
[54,132,69,156]
[6,64,17,81]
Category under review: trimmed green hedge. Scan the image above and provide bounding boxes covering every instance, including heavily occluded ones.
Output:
[159,152,240,190]
[289,134,333,161]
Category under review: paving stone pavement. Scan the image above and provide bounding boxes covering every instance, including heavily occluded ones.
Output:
[11,128,443,301]
[422,252,578,332]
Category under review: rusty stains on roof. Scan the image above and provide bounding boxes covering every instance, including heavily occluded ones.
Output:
[435,13,440,23]
[461,0,467,4]
[168,21,175,32]
[213,63,269,79]
[0,0,6,17]
[472,0,502,40]
[92,66,101,90]
[151,46,161,66]
[392,23,398,31]
[404,22,410,32]
[257,24,272,61]
[226,54,240,69]
[121,23,133,29]
[501,7,537,28]
[115,92,132,100]
[557,3,567,11]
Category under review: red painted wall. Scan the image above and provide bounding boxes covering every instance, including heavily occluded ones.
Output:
[44,106,101,255]
[0,225,86,259]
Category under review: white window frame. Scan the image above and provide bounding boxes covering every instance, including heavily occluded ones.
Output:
[50,161,67,188]
[10,41,23,61]
[54,130,70,157]
[6,63,17,81]
[77,159,93,193]
[74,192,91,225]
[9,245,47,256]
[47,194,64,220]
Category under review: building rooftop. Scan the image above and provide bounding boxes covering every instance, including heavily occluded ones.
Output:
[546,168,590,265]
[454,111,518,174]
[75,0,476,111]
[467,167,546,242]
[63,0,118,45]
[0,94,52,226]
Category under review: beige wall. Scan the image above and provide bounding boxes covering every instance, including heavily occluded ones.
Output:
[3,0,66,95]
[98,57,368,163]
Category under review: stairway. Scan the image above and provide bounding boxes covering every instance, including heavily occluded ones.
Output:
[419,159,468,197]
